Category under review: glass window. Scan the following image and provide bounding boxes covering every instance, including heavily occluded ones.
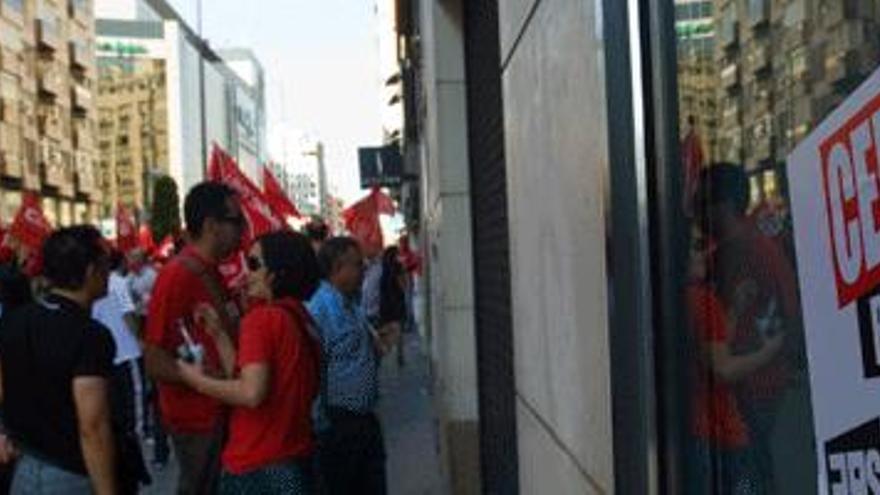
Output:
[669,0,880,493]
[2,0,23,13]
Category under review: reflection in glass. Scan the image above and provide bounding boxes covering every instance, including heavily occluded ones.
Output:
[670,0,880,492]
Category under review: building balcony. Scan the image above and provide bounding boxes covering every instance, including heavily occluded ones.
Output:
[752,139,773,163]
[825,0,860,28]
[0,2,23,25]
[71,85,91,116]
[68,0,89,24]
[719,18,739,49]
[721,64,740,90]
[40,139,64,188]
[0,123,22,179]
[748,0,769,28]
[74,150,95,195]
[0,47,23,77]
[38,67,63,99]
[749,45,770,75]
[69,41,90,72]
[827,50,862,85]
[35,18,61,53]
[73,122,92,150]
[0,98,18,126]
[37,109,62,140]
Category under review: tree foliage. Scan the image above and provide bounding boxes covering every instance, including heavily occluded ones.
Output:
[150,175,181,241]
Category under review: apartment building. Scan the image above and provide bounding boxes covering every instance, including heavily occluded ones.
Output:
[714,0,880,204]
[96,57,168,217]
[0,0,99,226]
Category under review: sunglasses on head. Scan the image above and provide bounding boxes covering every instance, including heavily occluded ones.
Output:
[246,255,263,272]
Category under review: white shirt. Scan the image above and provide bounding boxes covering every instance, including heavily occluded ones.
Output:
[361,259,383,320]
[128,265,157,316]
[93,271,142,365]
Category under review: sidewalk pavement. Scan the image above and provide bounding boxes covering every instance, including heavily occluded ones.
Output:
[142,332,448,494]
[378,332,449,495]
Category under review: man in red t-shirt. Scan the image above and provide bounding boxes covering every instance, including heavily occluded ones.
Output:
[144,182,245,495]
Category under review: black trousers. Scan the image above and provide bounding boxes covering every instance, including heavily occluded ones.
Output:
[317,409,387,495]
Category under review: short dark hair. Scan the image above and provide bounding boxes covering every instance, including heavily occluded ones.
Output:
[304,218,329,243]
[184,182,237,238]
[255,231,321,300]
[317,237,360,279]
[42,225,107,290]
[699,163,750,216]
[0,264,32,311]
[108,249,126,272]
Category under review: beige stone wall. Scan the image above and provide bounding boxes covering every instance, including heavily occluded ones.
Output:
[499,0,615,493]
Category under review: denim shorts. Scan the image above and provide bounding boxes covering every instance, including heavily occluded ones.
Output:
[10,455,92,495]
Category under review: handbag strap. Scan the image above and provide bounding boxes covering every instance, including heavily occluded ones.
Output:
[178,253,238,336]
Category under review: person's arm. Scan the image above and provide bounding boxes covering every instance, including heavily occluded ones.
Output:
[73,376,116,495]
[704,334,784,383]
[194,304,236,377]
[144,343,183,384]
[143,269,188,384]
[123,312,142,341]
[178,362,270,408]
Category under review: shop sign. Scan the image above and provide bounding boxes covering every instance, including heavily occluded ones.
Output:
[96,37,164,59]
[788,65,880,494]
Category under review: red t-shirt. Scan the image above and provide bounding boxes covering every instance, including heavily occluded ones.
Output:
[222,298,320,474]
[145,246,232,433]
[711,223,799,402]
[687,284,750,449]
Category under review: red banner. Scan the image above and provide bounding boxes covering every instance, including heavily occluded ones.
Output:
[155,235,175,260]
[138,224,156,253]
[208,146,286,239]
[116,204,138,253]
[208,145,287,289]
[342,187,396,258]
[263,165,301,219]
[9,192,52,252]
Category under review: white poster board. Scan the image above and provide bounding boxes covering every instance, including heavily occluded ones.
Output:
[788,66,880,494]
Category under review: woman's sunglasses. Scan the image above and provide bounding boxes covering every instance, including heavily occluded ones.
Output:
[246,255,263,272]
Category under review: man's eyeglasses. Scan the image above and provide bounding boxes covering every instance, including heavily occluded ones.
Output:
[246,255,263,272]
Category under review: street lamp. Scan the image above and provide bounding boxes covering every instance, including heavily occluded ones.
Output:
[302,142,327,216]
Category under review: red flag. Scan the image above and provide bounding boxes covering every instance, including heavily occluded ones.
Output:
[208,146,285,239]
[209,145,288,289]
[138,225,156,253]
[155,235,175,260]
[263,166,301,219]
[342,188,396,258]
[116,204,138,253]
[9,192,52,252]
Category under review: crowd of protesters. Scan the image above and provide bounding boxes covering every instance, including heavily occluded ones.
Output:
[0,180,420,494]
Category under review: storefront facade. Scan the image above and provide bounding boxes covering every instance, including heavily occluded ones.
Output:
[399,0,880,492]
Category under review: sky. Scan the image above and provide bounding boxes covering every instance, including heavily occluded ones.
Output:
[167,0,384,203]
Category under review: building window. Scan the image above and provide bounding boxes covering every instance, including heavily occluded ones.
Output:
[2,0,23,13]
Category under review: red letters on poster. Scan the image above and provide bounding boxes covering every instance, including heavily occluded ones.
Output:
[821,91,880,307]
